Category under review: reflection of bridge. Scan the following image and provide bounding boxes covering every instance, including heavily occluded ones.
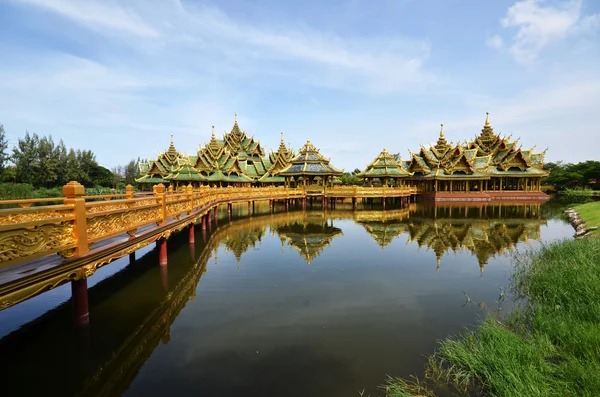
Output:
[0,205,547,396]
[0,183,415,318]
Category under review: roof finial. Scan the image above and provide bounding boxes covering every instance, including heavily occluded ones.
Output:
[170,134,174,144]
[211,125,215,139]
[234,113,238,123]
[485,112,490,127]
[280,131,284,142]
[440,123,444,137]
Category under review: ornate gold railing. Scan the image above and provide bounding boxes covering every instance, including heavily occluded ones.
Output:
[0,182,416,269]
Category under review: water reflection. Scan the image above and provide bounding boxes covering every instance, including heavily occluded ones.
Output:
[0,202,567,397]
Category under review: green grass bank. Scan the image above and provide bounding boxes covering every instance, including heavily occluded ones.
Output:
[572,201,600,236]
[383,236,600,397]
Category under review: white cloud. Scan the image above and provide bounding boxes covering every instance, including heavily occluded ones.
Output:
[16,0,434,94]
[493,0,600,63]
[486,35,504,50]
[17,0,161,38]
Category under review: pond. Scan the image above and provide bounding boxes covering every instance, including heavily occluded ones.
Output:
[0,201,573,396]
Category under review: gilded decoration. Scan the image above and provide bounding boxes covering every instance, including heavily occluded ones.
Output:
[0,222,75,264]
[166,201,189,217]
[0,208,73,225]
[86,203,130,214]
[87,206,161,242]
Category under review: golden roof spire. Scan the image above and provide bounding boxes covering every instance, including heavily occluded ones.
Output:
[211,125,215,139]
[440,123,444,137]
[280,131,284,142]
[170,134,174,144]
[234,113,238,123]
[485,112,490,127]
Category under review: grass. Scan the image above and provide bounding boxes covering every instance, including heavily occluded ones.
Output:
[384,236,600,397]
[573,201,600,236]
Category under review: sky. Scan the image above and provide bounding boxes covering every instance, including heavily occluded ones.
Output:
[0,0,599,171]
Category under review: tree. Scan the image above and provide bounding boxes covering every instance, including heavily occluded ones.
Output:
[352,168,361,175]
[0,124,9,174]
[124,158,139,186]
[12,131,40,185]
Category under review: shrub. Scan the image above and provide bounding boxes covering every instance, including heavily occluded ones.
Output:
[563,187,594,204]
[0,183,35,199]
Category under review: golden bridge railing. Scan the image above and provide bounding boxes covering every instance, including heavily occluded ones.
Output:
[0,182,416,270]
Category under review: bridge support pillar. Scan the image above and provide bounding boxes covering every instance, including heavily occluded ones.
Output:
[71,278,89,328]
[202,227,207,242]
[248,201,252,216]
[352,198,357,210]
[129,252,135,265]
[189,224,195,244]
[213,207,218,224]
[383,197,386,210]
[159,238,168,267]
[202,215,207,230]
[227,203,232,221]
[269,200,273,213]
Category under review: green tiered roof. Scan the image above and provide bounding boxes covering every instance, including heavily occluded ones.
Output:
[164,158,206,182]
[404,113,549,180]
[357,148,412,179]
[259,132,296,183]
[279,140,343,177]
[137,115,294,185]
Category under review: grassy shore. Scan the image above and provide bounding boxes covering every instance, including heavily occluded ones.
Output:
[573,201,600,236]
[383,236,600,397]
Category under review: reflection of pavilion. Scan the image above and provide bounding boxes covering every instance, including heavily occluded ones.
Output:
[406,218,545,271]
[276,220,343,264]
[47,206,546,395]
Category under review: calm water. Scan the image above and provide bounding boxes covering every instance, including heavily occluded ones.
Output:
[0,201,573,397]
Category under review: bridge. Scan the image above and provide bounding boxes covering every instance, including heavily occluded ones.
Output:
[0,181,416,323]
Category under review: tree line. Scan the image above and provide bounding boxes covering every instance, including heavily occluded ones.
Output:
[0,124,140,190]
[543,161,600,190]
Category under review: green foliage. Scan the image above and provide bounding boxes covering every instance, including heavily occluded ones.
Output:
[338,172,361,185]
[0,124,8,173]
[563,187,594,204]
[3,125,121,189]
[0,182,34,199]
[384,237,600,396]
[544,160,600,190]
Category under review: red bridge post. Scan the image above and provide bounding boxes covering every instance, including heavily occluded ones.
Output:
[71,278,89,328]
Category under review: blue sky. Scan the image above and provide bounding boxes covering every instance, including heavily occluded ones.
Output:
[0,0,599,170]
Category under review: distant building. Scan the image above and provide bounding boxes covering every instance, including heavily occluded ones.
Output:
[359,113,549,200]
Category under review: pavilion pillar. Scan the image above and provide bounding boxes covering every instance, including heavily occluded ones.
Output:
[383,197,386,210]
[159,238,168,267]
[269,200,274,213]
[71,278,89,328]
[202,215,207,230]
[227,203,232,221]
[286,199,289,211]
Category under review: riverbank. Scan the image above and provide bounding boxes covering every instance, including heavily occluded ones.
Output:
[384,236,600,396]
[572,201,600,236]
